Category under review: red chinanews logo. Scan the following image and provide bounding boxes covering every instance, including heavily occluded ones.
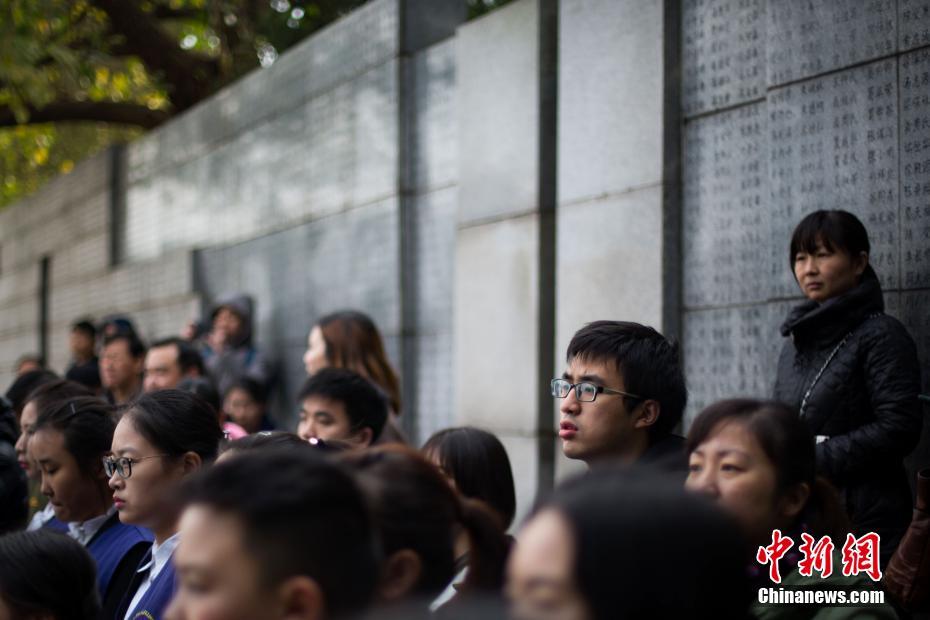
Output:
[756,530,882,584]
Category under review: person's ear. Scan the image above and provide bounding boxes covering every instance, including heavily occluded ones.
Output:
[378,549,422,602]
[778,482,810,521]
[350,426,374,447]
[277,575,326,620]
[181,451,203,475]
[632,400,661,430]
[132,357,145,375]
[853,251,869,277]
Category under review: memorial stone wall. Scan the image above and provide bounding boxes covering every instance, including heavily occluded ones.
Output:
[1,0,927,516]
[681,0,930,471]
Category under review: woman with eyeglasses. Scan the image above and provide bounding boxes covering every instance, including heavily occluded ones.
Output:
[28,395,152,614]
[106,389,223,620]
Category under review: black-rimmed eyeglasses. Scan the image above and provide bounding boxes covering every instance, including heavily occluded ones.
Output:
[550,378,643,403]
[103,455,170,479]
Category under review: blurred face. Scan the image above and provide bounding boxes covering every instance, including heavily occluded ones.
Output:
[685,421,786,545]
[302,326,328,376]
[101,338,144,391]
[223,388,263,434]
[144,344,183,392]
[31,427,108,523]
[558,357,639,464]
[14,401,39,476]
[213,308,244,344]
[108,415,184,531]
[507,509,590,620]
[793,240,867,303]
[16,359,41,375]
[167,506,281,620]
[70,329,95,359]
[296,396,369,448]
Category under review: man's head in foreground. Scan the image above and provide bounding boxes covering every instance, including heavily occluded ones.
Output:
[167,449,378,620]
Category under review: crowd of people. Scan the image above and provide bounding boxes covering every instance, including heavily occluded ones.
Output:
[0,209,924,620]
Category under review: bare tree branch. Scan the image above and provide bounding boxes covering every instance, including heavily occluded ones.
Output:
[0,101,170,129]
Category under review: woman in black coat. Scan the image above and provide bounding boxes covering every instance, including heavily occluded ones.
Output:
[773,209,922,565]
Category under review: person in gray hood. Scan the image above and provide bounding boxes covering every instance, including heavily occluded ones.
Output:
[192,293,272,400]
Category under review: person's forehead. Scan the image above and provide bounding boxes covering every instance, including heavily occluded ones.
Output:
[20,401,39,425]
[29,426,65,450]
[697,421,763,458]
[178,506,251,566]
[513,510,574,578]
[302,394,347,416]
[112,416,151,453]
[216,307,242,321]
[104,339,130,354]
[564,355,623,383]
[146,345,179,365]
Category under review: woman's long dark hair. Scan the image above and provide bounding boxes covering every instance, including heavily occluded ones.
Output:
[686,398,849,541]
[315,311,402,414]
[422,426,516,529]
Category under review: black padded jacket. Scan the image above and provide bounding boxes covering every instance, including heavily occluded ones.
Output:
[773,268,922,563]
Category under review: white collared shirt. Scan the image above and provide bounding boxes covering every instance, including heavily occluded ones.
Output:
[123,532,180,620]
[67,506,117,546]
[26,503,57,531]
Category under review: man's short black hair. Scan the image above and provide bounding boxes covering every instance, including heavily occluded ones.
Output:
[103,333,147,359]
[71,319,96,339]
[149,337,205,376]
[179,449,379,617]
[567,321,687,441]
[297,369,387,441]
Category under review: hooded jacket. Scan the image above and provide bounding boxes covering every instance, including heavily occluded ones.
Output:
[773,268,922,564]
[200,293,272,398]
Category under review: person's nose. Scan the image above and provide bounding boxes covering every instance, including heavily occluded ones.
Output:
[40,473,52,498]
[107,468,124,491]
[559,385,582,416]
[799,256,818,276]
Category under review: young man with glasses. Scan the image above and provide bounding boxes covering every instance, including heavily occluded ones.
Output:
[553,320,688,474]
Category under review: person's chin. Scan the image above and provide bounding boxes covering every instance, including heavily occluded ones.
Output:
[561,438,585,460]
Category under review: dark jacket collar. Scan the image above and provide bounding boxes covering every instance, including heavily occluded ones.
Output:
[639,433,688,477]
[780,266,884,346]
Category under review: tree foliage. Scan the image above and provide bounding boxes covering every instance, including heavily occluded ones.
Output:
[0,0,511,207]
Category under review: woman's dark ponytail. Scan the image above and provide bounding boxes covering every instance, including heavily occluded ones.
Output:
[458,497,509,593]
